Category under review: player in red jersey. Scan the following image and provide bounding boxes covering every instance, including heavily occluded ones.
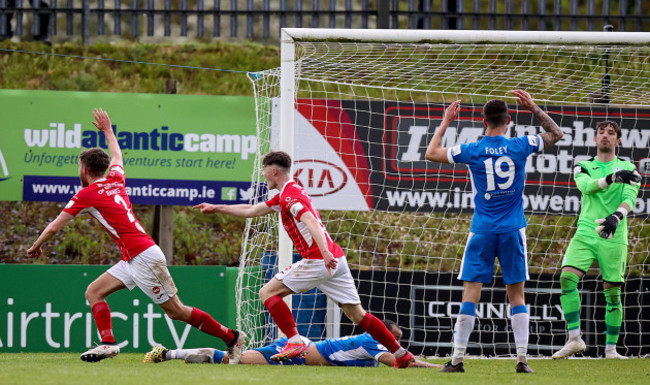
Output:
[27,108,246,363]
[193,151,415,368]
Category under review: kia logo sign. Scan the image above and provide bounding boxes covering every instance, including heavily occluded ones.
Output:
[293,160,348,197]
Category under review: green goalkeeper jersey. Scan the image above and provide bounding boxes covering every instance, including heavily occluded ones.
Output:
[574,157,640,245]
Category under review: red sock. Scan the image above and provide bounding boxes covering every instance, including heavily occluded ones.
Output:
[264,296,298,340]
[91,301,116,344]
[188,307,235,344]
[358,313,401,353]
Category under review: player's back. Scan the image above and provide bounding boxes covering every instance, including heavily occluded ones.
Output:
[64,165,155,260]
[314,333,387,367]
[449,134,543,233]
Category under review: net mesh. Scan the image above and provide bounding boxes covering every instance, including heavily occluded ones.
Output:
[239,38,650,358]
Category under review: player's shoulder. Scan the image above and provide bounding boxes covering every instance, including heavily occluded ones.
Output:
[575,157,596,168]
[282,181,310,200]
[107,164,126,179]
[616,157,636,170]
[509,134,541,148]
[573,157,596,175]
[453,140,478,155]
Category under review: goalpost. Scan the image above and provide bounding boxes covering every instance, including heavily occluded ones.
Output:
[240,28,650,358]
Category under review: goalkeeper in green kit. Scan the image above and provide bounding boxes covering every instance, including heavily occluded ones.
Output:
[553,121,641,360]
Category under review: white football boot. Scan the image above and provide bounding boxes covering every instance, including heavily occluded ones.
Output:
[552,338,586,359]
[605,350,628,359]
[80,344,120,362]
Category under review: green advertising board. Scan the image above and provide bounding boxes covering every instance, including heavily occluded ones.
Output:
[0,90,263,205]
[0,265,242,353]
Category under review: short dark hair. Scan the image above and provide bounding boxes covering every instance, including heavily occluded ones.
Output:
[483,99,509,127]
[79,148,110,177]
[382,319,399,332]
[263,151,292,170]
[596,120,621,139]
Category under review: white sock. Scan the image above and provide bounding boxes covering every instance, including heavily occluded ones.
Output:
[288,334,304,344]
[568,328,581,341]
[605,344,617,353]
[451,314,475,365]
[511,312,529,359]
[393,347,406,359]
[170,348,214,360]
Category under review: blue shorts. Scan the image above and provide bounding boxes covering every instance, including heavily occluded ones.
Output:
[253,338,307,366]
[458,229,529,285]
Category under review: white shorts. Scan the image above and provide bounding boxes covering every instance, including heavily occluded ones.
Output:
[107,245,178,304]
[275,256,361,305]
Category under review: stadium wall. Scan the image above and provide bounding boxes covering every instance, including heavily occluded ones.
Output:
[0,265,242,352]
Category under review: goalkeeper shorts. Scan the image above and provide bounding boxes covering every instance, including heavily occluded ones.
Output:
[562,232,627,283]
[458,228,529,285]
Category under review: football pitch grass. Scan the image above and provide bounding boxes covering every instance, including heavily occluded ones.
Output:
[2,354,649,385]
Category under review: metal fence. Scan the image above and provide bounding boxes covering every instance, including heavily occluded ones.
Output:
[0,0,648,44]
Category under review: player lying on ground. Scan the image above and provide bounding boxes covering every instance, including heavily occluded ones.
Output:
[425,90,563,373]
[193,151,414,368]
[553,121,641,360]
[27,109,245,363]
[144,320,438,368]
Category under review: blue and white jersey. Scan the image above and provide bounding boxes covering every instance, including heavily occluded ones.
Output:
[314,333,389,367]
[447,134,543,233]
[253,337,311,365]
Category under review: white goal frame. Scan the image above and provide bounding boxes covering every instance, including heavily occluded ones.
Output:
[277,27,650,312]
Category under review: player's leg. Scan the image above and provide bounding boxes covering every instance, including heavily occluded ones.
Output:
[81,267,129,362]
[319,256,414,368]
[499,229,533,373]
[598,241,627,359]
[339,303,413,368]
[505,282,533,373]
[441,233,495,372]
[260,260,318,361]
[131,246,244,362]
[143,346,224,364]
[441,280,481,373]
[244,338,309,365]
[157,295,238,345]
[183,348,226,364]
[553,234,593,359]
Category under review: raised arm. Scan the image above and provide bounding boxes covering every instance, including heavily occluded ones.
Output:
[92,108,123,168]
[512,89,563,149]
[425,100,461,164]
[27,212,75,258]
[575,164,641,195]
[193,202,274,218]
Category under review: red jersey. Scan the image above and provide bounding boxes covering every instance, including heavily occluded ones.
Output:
[265,180,344,260]
[63,165,155,261]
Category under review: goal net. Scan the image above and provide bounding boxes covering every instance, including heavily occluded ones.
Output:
[239,29,650,358]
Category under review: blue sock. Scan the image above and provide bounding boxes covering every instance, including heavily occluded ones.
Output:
[459,301,477,316]
[213,349,225,364]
